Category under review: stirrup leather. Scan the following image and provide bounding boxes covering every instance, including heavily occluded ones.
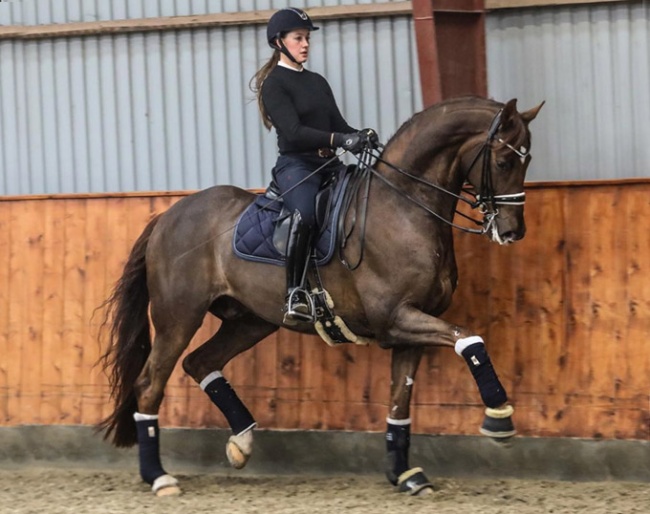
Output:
[283,287,315,324]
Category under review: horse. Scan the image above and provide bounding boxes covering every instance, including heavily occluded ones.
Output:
[98,96,543,496]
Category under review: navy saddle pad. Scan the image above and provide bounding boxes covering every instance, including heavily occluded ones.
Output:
[233,169,352,267]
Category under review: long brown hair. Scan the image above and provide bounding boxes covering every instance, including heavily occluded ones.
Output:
[250,50,280,131]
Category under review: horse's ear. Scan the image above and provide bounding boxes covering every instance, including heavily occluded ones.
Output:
[520,100,546,124]
[500,98,519,131]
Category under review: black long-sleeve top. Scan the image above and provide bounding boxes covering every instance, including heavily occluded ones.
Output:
[261,64,357,154]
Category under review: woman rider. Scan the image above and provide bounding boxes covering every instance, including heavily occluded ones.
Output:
[250,7,378,325]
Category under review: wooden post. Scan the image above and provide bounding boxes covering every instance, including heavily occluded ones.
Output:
[412,0,487,107]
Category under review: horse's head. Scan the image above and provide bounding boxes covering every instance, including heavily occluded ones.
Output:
[462,98,544,245]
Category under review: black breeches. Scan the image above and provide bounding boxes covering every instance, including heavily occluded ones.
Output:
[273,154,338,228]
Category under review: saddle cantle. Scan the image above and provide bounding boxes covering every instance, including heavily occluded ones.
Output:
[232,166,354,266]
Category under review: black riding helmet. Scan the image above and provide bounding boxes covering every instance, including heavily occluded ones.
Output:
[266,8,319,63]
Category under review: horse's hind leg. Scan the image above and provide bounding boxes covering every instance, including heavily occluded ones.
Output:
[133,307,206,496]
[182,305,279,469]
[386,345,434,496]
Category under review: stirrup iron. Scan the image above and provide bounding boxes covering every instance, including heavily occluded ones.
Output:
[283,287,315,324]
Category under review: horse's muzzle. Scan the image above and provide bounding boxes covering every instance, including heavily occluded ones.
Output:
[487,211,526,245]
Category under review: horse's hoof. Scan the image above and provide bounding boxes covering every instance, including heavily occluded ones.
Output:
[480,405,516,439]
[397,467,434,496]
[155,485,182,497]
[226,439,249,469]
[226,430,253,469]
[488,434,515,448]
[152,474,181,497]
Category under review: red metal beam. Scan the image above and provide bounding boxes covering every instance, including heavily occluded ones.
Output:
[431,0,484,11]
[413,0,443,105]
[412,0,487,107]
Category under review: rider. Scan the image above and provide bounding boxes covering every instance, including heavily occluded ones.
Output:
[250,7,378,325]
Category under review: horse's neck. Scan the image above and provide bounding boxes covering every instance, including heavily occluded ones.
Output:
[375,114,481,215]
[382,111,483,190]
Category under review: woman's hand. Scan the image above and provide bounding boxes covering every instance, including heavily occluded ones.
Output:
[360,128,380,148]
[332,129,380,154]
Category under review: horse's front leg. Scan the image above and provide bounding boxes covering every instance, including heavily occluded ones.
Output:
[388,305,515,440]
[386,345,434,496]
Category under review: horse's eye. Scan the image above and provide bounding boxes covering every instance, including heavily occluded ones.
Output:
[496,159,512,171]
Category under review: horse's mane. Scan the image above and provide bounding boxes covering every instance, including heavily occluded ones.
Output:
[384,96,503,149]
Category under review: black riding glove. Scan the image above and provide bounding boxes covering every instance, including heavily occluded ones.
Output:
[360,128,380,148]
[332,131,369,154]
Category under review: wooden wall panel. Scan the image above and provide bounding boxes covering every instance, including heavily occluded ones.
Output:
[0,200,10,422]
[0,181,649,442]
[41,200,66,424]
[619,190,650,439]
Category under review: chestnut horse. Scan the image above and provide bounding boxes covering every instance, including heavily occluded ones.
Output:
[99,96,543,496]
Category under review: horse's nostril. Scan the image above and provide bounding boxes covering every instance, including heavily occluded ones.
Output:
[499,231,518,243]
[502,231,523,242]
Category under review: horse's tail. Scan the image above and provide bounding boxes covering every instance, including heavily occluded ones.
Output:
[96,213,162,448]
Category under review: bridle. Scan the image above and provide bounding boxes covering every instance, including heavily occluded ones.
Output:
[473,110,527,213]
[338,109,529,269]
[362,108,529,236]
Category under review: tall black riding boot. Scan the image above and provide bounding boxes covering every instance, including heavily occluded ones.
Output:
[283,210,313,325]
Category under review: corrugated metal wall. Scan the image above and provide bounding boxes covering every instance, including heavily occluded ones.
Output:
[486,2,650,181]
[0,0,400,24]
[0,1,648,194]
[0,0,421,194]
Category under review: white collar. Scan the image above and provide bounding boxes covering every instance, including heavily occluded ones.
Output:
[277,60,304,72]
